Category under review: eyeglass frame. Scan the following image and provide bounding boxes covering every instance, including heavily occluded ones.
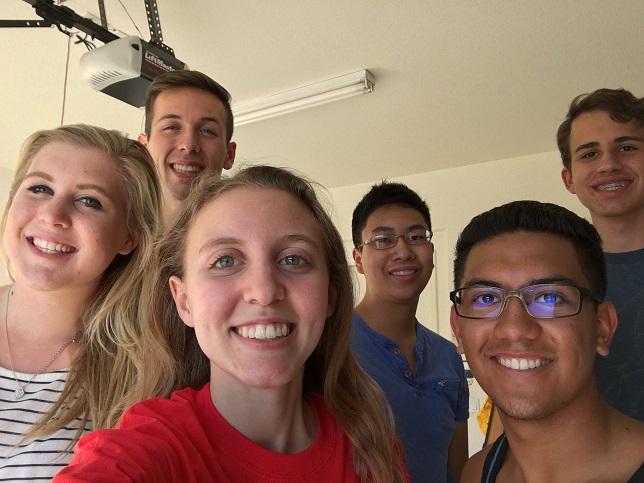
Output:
[357,228,433,250]
[449,282,603,320]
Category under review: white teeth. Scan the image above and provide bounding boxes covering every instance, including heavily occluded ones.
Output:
[32,237,75,254]
[235,323,291,340]
[172,164,202,173]
[497,357,550,371]
[598,181,627,191]
[391,269,415,276]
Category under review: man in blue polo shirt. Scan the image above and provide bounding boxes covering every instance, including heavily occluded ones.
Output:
[350,182,469,483]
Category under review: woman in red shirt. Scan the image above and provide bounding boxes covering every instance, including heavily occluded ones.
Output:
[57,166,407,483]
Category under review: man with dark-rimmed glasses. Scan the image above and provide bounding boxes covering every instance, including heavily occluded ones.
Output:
[350,181,469,483]
[450,200,644,483]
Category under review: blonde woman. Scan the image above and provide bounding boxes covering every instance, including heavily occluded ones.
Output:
[0,125,174,480]
[57,166,407,482]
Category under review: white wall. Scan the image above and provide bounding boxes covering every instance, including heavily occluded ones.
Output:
[0,167,12,285]
[326,149,587,452]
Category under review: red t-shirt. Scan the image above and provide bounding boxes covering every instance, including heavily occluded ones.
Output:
[55,384,361,482]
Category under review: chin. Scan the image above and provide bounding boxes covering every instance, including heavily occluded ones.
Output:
[495,398,563,422]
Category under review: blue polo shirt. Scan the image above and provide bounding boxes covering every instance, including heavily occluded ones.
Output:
[351,312,468,483]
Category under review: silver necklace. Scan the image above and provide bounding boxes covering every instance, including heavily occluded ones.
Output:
[4,286,81,400]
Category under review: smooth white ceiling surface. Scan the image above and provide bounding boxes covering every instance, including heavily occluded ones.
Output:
[2,1,643,188]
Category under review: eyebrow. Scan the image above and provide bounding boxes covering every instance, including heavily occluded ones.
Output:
[371,223,427,233]
[198,234,322,255]
[574,135,644,153]
[155,114,222,126]
[461,276,580,288]
[24,172,112,199]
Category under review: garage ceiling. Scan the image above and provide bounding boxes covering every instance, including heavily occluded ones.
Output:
[2,1,643,188]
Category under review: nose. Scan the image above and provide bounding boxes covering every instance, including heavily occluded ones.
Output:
[390,236,415,261]
[39,198,71,228]
[492,296,541,342]
[178,129,200,153]
[596,148,622,174]
[242,264,286,306]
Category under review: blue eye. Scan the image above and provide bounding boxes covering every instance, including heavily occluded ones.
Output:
[77,196,102,209]
[27,184,53,195]
[212,255,238,269]
[534,292,562,306]
[472,292,500,307]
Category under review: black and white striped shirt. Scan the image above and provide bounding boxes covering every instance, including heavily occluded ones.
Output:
[0,367,91,481]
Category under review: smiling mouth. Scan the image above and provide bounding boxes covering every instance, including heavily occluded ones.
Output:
[233,323,293,340]
[389,268,418,276]
[596,180,629,191]
[29,237,76,254]
[171,163,203,175]
[495,357,552,371]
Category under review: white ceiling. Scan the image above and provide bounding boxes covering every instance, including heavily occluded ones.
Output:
[2,0,643,188]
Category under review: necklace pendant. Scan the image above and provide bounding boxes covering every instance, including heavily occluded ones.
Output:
[14,387,25,399]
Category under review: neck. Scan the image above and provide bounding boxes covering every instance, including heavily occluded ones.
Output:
[1,282,88,372]
[591,212,644,253]
[163,196,184,228]
[356,293,418,344]
[499,388,621,482]
[209,368,316,454]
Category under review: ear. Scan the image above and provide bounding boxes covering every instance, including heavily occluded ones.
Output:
[595,301,618,356]
[223,141,236,170]
[137,133,148,146]
[117,232,139,255]
[169,275,194,328]
[352,247,365,274]
[450,306,465,355]
[561,167,576,194]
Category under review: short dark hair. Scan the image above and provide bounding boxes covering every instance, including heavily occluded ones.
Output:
[453,200,606,299]
[144,70,234,142]
[351,181,432,248]
[557,88,644,170]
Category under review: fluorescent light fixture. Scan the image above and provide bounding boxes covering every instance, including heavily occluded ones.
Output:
[233,69,375,126]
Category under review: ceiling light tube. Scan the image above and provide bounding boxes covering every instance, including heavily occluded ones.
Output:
[233,69,375,126]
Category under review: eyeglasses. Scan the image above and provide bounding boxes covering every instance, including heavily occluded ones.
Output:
[449,283,603,319]
[359,229,432,250]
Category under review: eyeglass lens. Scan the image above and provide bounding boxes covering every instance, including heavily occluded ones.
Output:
[369,229,431,249]
[456,284,582,318]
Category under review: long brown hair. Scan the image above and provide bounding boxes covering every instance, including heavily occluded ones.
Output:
[1,124,175,437]
[150,165,406,483]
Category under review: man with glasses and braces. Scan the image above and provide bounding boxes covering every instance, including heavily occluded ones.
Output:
[350,182,469,483]
[450,200,644,482]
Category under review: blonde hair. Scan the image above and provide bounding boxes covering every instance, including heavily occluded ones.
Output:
[150,165,406,483]
[1,124,175,437]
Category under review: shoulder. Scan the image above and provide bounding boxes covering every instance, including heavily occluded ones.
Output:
[55,386,211,481]
[419,325,456,349]
[100,384,207,441]
[120,385,204,425]
[420,327,463,364]
[460,445,491,483]
[612,414,644,477]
